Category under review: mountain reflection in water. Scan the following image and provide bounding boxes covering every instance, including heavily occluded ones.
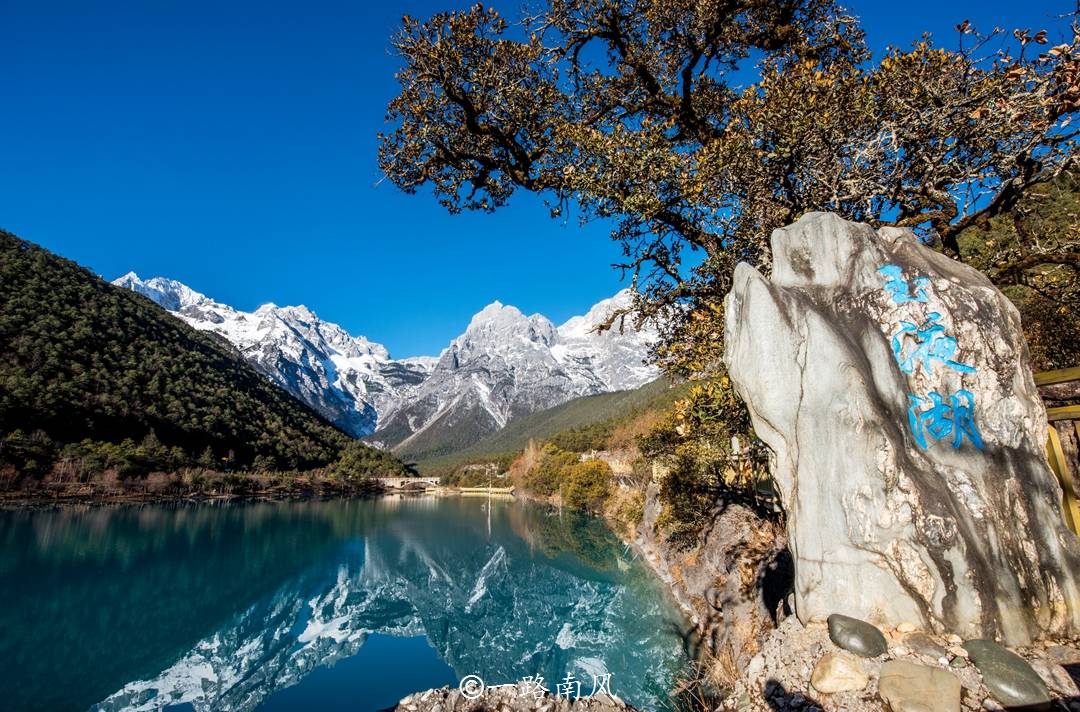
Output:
[0,497,691,712]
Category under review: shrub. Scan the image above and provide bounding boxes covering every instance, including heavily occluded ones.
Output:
[563,460,613,513]
[609,488,646,534]
[523,444,578,496]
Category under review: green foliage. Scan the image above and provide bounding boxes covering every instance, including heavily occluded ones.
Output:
[547,421,614,453]
[562,459,613,513]
[523,444,579,497]
[956,171,1080,371]
[639,378,773,546]
[0,231,406,483]
[654,452,724,548]
[0,429,56,480]
[330,440,408,480]
[611,489,646,532]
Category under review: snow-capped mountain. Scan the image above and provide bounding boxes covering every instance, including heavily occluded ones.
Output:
[373,294,658,459]
[113,273,658,455]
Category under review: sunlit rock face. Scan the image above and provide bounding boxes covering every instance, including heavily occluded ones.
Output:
[724,212,1080,645]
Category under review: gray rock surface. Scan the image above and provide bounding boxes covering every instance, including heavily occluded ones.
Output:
[963,639,1051,710]
[878,659,961,712]
[724,212,1080,645]
[634,482,790,671]
[904,633,948,660]
[828,614,888,658]
[1048,644,1080,665]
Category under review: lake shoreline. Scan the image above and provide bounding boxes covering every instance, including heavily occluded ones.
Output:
[0,476,385,508]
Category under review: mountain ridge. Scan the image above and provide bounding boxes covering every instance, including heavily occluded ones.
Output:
[113,273,659,457]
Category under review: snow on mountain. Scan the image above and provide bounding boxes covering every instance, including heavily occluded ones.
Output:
[113,274,658,451]
[372,290,658,459]
[113,272,429,437]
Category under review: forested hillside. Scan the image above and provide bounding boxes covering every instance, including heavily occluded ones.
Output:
[417,377,686,473]
[0,230,404,482]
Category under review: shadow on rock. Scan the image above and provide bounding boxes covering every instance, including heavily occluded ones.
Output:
[763,679,822,711]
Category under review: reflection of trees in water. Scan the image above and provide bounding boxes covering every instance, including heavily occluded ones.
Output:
[507,500,629,578]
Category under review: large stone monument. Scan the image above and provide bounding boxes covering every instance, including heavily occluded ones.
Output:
[724,212,1080,644]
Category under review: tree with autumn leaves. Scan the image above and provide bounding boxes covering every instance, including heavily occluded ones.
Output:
[380,0,1080,377]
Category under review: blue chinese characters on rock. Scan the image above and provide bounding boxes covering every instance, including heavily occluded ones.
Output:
[877,264,985,451]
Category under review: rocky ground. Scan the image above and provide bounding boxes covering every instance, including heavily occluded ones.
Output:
[384,685,638,712]
[633,483,790,673]
[720,614,1080,712]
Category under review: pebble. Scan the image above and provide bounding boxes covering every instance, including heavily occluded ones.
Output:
[963,639,1051,711]
[950,656,969,669]
[827,613,889,658]
[879,659,962,712]
[897,622,918,633]
[810,652,870,693]
[905,632,949,660]
[1048,644,1080,665]
[1030,658,1080,696]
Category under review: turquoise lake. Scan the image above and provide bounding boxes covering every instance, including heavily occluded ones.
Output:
[0,496,692,711]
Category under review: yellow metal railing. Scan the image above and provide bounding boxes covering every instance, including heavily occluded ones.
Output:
[1036,367,1080,534]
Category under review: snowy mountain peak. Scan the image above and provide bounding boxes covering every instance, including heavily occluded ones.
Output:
[557,288,636,339]
[115,272,210,312]
[458,301,557,352]
[113,271,658,452]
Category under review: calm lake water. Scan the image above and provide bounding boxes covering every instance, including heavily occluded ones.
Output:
[0,496,692,712]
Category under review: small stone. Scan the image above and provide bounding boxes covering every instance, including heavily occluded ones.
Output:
[1048,644,1080,665]
[893,645,910,656]
[747,654,765,682]
[810,652,870,693]
[879,659,962,712]
[963,639,1051,711]
[906,632,949,660]
[950,656,969,669]
[945,634,963,645]
[828,613,888,658]
[948,646,968,658]
[897,622,918,633]
[1030,658,1080,697]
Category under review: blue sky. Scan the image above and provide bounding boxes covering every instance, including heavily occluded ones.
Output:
[1,1,1071,357]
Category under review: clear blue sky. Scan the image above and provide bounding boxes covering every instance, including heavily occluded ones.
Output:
[1,1,1071,357]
